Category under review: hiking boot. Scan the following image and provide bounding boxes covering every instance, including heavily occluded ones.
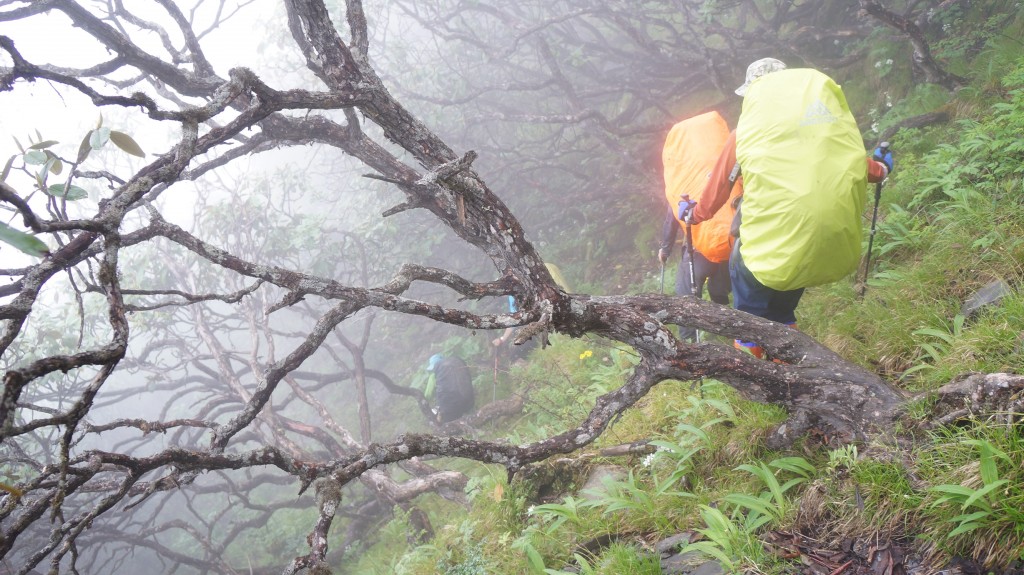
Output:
[734,339,765,359]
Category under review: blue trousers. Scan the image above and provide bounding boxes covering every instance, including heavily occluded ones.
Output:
[729,241,803,325]
[677,249,730,340]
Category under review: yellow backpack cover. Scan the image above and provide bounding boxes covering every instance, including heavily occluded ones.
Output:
[735,69,867,290]
[662,111,739,263]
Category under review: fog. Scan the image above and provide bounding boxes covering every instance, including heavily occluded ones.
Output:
[0,1,930,573]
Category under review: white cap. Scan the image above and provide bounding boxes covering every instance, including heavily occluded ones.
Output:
[735,57,787,96]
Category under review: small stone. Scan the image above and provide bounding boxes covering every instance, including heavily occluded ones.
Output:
[660,551,707,575]
[655,532,692,556]
[579,465,627,501]
[961,279,1012,320]
[691,560,725,575]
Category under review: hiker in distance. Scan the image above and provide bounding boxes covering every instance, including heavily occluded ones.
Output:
[657,111,741,341]
[424,354,476,423]
[689,58,893,359]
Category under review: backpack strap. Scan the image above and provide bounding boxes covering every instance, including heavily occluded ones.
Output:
[728,162,741,184]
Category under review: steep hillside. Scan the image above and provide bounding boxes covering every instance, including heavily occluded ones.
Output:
[352,16,1024,575]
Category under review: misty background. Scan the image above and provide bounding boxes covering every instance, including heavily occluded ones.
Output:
[0,1,980,573]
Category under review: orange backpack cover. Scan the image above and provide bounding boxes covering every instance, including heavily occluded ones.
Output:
[661,111,739,263]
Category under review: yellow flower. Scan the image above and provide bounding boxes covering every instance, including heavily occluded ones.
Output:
[579,350,593,360]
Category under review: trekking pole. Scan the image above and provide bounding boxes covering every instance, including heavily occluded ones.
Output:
[680,197,705,395]
[680,195,701,343]
[492,345,499,403]
[860,142,890,298]
[660,261,665,294]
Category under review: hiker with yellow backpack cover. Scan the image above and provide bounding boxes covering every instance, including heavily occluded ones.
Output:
[690,58,893,360]
[657,111,742,342]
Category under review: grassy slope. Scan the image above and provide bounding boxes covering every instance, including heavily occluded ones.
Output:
[347,21,1024,575]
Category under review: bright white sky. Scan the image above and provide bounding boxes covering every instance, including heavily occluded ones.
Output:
[0,2,280,169]
[0,1,300,269]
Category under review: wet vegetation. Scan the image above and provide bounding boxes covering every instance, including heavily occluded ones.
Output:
[1,1,1024,574]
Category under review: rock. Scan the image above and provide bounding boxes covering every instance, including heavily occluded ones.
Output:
[579,464,628,501]
[960,279,1012,320]
[655,532,692,556]
[661,551,718,575]
[512,458,590,504]
[661,551,704,574]
[691,560,724,575]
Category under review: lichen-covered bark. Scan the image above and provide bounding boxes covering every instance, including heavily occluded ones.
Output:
[858,0,966,90]
[0,1,1010,573]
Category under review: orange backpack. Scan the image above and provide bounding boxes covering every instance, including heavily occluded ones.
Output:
[661,111,740,262]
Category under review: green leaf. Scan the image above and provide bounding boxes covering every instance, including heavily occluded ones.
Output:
[682,540,734,567]
[77,132,92,163]
[39,159,54,185]
[697,505,734,536]
[0,221,48,257]
[570,553,594,575]
[913,328,955,344]
[779,477,807,494]
[930,484,976,497]
[45,183,88,201]
[701,398,735,418]
[947,521,984,538]
[23,150,47,165]
[929,484,976,508]
[952,314,965,335]
[109,131,145,157]
[949,510,992,525]
[901,363,935,377]
[738,462,785,505]
[27,140,59,150]
[964,439,1012,484]
[90,127,111,149]
[523,543,546,573]
[962,479,1006,510]
[919,343,944,361]
[724,493,777,520]
[743,512,773,531]
[1,155,15,182]
[42,152,63,176]
[976,441,1000,486]
[656,468,697,496]
[676,423,711,445]
[700,416,729,429]
[648,440,701,461]
[770,456,816,478]
[34,165,47,190]
[648,439,681,452]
